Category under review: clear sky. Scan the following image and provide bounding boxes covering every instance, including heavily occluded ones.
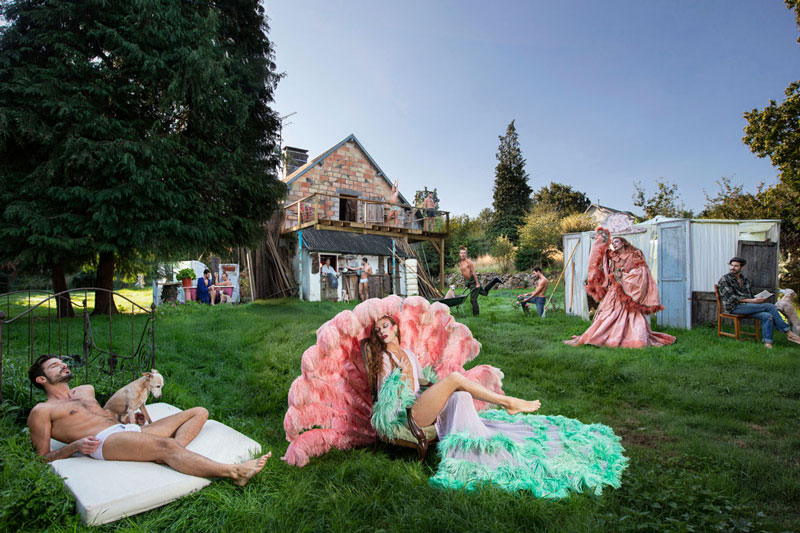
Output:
[266,1,800,217]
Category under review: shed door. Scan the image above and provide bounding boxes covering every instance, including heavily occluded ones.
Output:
[657,220,691,329]
[737,240,778,301]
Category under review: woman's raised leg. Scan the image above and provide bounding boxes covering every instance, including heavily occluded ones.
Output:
[411,372,540,426]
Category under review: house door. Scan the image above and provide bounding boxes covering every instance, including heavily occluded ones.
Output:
[657,220,691,329]
[737,240,778,302]
[339,195,357,222]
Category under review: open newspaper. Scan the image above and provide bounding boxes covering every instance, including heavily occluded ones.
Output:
[754,290,773,300]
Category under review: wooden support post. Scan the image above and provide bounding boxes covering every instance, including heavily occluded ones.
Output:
[439,238,445,293]
[314,194,318,223]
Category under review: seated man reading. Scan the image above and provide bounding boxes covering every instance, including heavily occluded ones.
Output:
[26,355,268,486]
[718,256,800,349]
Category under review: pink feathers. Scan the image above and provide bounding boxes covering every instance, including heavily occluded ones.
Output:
[282,296,504,467]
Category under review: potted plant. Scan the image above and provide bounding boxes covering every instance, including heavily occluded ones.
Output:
[177,268,195,289]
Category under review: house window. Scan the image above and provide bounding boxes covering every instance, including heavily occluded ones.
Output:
[339,195,357,222]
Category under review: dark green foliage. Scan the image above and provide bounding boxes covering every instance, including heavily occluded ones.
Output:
[489,121,531,243]
[514,245,541,271]
[531,182,591,215]
[444,213,493,268]
[632,178,693,220]
[71,270,96,289]
[0,0,285,311]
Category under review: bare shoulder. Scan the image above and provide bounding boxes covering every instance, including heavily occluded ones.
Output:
[73,384,96,398]
[27,402,52,424]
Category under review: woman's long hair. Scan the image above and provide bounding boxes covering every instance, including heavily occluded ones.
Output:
[366,315,400,394]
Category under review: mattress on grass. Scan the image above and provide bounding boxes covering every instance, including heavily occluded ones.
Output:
[49,402,262,526]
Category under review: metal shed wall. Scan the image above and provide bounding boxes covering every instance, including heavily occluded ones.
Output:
[688,221,739,292]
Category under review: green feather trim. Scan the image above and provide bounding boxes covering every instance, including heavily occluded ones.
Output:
[422,366,438,384]
[371,368,416,440]
[430,411,629,497]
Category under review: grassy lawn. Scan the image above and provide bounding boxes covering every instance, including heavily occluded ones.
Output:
[1,287,798,531]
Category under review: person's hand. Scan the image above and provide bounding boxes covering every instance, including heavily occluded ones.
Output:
[75,436,101,456]
[753,297,767,304]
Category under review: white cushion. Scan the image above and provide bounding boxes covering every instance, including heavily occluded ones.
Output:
[49,403,261,525]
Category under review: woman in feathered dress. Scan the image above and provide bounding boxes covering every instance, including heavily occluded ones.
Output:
[565,227,676,348]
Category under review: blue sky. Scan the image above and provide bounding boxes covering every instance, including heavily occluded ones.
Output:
[266,1,799,217]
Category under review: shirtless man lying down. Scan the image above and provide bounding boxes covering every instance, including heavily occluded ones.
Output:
[26,355,268,486]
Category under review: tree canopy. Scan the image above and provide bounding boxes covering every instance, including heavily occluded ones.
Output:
[490,120,531,243]
[0,0,285,313]
[743,1,800,195]
[632,178,693,220]
[531,182,590,215]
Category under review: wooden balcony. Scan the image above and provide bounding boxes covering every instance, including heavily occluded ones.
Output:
[282,193,449,244]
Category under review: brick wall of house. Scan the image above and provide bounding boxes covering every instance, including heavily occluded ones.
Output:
[284,140,396,223]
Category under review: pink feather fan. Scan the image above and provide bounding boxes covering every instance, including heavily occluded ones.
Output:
[282,296,504,466]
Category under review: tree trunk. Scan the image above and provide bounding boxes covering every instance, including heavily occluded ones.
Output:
[52,262,75,318]
[92,252,118,315]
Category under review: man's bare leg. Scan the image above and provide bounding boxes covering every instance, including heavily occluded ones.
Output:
[411,372,541,427]
[102,432,270,486]
[142,407,208,447]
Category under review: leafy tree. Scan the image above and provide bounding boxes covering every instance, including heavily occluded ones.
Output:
[531,182,590,215]
[743,1,800,195]
[490,120,532,243]
[515,204,562,270]
[632,178,693,220]
[560,212,595,234]
[0,0,285,314]
[490,236,516,274]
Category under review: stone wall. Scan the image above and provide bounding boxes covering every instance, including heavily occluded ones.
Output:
[443,271,545,289]
[285,139,394,222]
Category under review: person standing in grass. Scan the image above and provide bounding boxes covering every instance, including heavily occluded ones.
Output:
[718,257,800,349]
[565,227,675,348]
[517,267,549,316]
[458,245,502,316]
[359,258,373,301]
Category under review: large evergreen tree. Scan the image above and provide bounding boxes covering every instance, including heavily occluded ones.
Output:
[0,0,285,314]
[531,182,590,215]
[490,120,531,243]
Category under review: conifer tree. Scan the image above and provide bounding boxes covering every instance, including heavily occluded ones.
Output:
[0,0,285,314]
[490,121,532,243]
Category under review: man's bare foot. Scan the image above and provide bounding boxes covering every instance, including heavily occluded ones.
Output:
[787,332,800,345]
[765,343,773,349]
[233,452,271,487]
[506,399,541,416]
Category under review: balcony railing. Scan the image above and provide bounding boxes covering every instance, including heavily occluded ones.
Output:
[282,193,449,237]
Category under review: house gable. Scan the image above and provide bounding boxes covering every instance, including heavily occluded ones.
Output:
[284,134,409,206]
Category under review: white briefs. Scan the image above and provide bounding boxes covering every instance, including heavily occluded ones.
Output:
[360,278,369,284]
[90,423,142,460]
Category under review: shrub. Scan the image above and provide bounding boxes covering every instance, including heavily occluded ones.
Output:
[490,236,516,273]
[560,212,594,234]
[71,270,96,289]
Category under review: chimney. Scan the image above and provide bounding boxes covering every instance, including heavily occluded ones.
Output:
[282,146,309,179]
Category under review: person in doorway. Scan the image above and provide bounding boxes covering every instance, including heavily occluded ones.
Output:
[459,246,502,316]
[359,257,373,301]
[717,257,800,348]
[517,267,549,316]
[321,258,339,289]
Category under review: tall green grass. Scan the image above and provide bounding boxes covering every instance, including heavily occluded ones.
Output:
[1,287,797,531]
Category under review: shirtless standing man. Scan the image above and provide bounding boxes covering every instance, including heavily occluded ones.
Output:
[458,246,502,316]
[423,192,436,231]
[359,257,373,301]
[385,180,401,227]
[26,356,269,485]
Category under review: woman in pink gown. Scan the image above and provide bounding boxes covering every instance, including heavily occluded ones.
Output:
[565,227,676,348]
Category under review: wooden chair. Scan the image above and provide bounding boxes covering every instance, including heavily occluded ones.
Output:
[714,284,760,341]
[360,339,437,461]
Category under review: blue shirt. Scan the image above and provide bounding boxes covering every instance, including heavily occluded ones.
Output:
[196,276,210,304]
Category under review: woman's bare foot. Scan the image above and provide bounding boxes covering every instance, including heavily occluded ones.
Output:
[506,399,541,416]
[233,452,271,487]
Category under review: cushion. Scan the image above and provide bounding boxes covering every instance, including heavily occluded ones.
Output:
[393,423,438,444]
[49,403,261,525]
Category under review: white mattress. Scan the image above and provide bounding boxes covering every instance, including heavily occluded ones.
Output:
[49,403,262,525]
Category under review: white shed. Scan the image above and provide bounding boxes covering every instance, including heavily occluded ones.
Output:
[563,218,781,329]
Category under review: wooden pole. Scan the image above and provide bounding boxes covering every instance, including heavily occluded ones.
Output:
[439,238,445,293]
[543,240,580,318]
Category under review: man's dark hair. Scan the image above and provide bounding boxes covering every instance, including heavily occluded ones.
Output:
[203,268,210,274]
[362,257,368,263]
[729,257,747,267]
[28,355,54,391]
[532,266,542,273]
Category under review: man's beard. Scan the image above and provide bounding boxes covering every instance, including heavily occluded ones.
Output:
[49,372,73,386]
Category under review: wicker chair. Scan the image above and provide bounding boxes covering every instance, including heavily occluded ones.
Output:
[714,284,760,342]
[360,339,437,461]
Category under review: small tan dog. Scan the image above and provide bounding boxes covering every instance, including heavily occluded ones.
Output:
[776,289,800,335]
[103,370,164,424]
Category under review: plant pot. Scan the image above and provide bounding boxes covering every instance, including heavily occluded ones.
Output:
[181,277,192,288]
